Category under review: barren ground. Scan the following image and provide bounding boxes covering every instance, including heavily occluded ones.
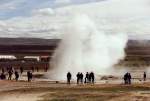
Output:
[0,71,149,101]
[0,79,150,101]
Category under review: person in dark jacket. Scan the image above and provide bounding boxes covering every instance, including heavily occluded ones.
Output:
[1,67,4,73]
[8,69,13,80]
[27,71,32,82]
[15,71,19,81]
[124,72,128,84]
[143,72,146,81]
[31,67,34,72]
[0,72,6,80]
[85,72,89,83]
[80,72,83,84]
[76,72,80,84]
[67,72,72,84]
[89,72,95,84]
[20,67,23,74]
[128,73,132,84]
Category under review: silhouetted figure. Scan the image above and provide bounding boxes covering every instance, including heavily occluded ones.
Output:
[15,71,19,81]
[89,72,95,84]
[6,67,9,72]
[1,67,4,73]
[85,72,89,83]
[76,72,80,84]
[0,72,6,80]
[67,72,72,84]
[80,73,83,84]
[27,71,32,82]
[20,67,23,74]
[30,72,33,81]
[31,67,34,72]
[45,66,48,72]
[124,72,132,85]
[8,69,13,80]
[143,72,146,81]
[124,72,128,84]
[128,73,132,84]
[36,67,39,72]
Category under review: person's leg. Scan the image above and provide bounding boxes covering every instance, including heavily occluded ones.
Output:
[10,75,12,80]
[77,78,79,84]
[130,79,131,84]
[92,78,94,84]
[84,78,86,84]
[28,77,30,82]
[124,79,126,84]
[67,78,69,84]
[127,79,129,84]
[69,79,71,84]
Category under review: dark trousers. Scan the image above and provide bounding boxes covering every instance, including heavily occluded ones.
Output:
[67,78,71,84]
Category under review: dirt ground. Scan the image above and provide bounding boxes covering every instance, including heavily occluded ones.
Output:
[0,80,150,101]
[0,71,149,101]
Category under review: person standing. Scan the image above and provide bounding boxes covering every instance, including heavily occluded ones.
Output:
[20,67,23,74]
[36,67,39,72]
[1,67,4,73]
[89,72,95,84]
[80,72,83,84]
[1,72,6,80]
[27,71,32,82]
[85,72,89,83]
[67,72,72,84]
[124,72,128,84]
[143,72,146,81]
[45,66,48,72]
[27,71,30,82]
[31,67,34,72]
[8,69,13,80]
[15,71,19,81]
[128,73,132,84]
[91,72,95,84]
[76,72,80,84]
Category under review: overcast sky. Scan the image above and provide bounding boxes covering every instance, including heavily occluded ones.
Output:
[0,0,103,19]
[0,0,150,39]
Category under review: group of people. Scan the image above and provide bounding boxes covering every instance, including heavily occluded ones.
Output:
[2,67,19,81]
[67,72,95,84]
[0,67,33,82]
[123,72,132,84]
[124,72,147,85]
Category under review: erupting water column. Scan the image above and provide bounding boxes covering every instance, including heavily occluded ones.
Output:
[49,15,128,80]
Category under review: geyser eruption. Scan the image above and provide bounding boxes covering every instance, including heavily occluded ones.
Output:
[49,14,128,80]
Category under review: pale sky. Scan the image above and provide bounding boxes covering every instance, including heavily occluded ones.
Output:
[0,0,103,19]
[0,0,150,39]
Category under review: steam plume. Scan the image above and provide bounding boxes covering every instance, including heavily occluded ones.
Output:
[49,14,128,80]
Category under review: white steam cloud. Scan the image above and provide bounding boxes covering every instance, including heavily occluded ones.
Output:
[49,14,128,80]
[45,0,150,80]
[0,0,149,80]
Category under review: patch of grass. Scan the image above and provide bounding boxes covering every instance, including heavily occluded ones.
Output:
[39,91,123,101]
[1,84,150,101]
[37,85,150,101]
